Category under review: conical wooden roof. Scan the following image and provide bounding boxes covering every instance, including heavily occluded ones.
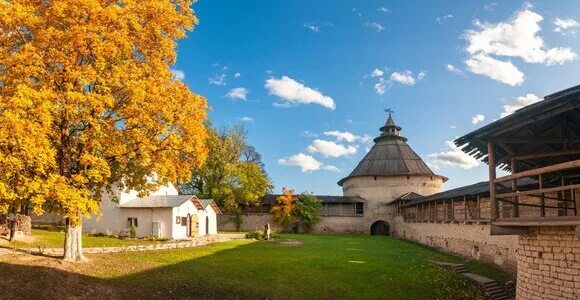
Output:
[338,114,446,186]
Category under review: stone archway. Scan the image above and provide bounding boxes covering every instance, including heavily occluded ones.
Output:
[370,220,390,236]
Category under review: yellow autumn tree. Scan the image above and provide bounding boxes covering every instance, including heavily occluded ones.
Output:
[271,188,297,228]
[0,0,208,261]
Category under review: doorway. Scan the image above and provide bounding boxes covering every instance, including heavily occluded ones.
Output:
[370,220,390,236]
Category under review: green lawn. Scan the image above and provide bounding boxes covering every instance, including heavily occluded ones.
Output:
[3,228,167,249]
[0,234,510,299]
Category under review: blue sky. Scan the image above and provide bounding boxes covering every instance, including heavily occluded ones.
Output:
[173,1,580,195]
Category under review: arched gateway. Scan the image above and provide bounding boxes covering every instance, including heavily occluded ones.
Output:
[370,221,390,236]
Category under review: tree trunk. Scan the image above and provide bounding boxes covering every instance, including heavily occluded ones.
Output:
[8,217,16,242]
[63,217,85,262]
[8,207,16,242]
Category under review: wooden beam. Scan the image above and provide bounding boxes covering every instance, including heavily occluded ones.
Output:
[511,158,519,218]
[495,159,580,183]
[490,225,531,235]
[488,138,580,144]
[496,184,580,199]
[488,142,498,220]
[509,149,580,161]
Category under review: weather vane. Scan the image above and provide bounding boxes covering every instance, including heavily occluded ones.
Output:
[384,108,394,115]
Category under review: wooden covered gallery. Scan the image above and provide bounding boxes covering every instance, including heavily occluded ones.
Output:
[452,85,580,300]
[453,85,579,233]
[401,178,537,224]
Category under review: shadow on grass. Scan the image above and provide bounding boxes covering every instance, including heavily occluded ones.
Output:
[0,235,485,300]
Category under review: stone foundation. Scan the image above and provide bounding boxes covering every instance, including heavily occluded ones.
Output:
[516,226,580,300]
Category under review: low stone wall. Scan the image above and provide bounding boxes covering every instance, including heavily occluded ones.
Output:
[1,234,245,256]
[516,226,579,300]
[0,214,32,237]
[218,214,370,234]
[392,216,519,274]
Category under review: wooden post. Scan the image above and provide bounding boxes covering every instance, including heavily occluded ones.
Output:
[463,196,467,220]
[477,194,481,220]
[539,175,545,217]
[451,198,455,220]
[562,177,569,216]
[511,158,519,218]
[488,142,498,221]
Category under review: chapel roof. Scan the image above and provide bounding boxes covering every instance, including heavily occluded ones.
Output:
[119,195,220,213]
[338,114,447,186]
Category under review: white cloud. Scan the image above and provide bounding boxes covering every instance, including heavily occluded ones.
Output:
[390,71,416,85]
[170,69,185,81]
[323,165,341,173]
[352,7,362,17]
[304,23,320,32]
[417,71,426,81]
[472,114,485,124]
[464,6,577,85]
[239,116,254,122]
[367,22,385,32]
[427,141,481,170]
[378,7,390,13]
[307,139,357,158]
[554,18,580,35]
[225,87,248,101]
[304,21,333,33]
[437,14,454,24]
[371,68,384,78]
[265,76,336,110]
[278,153,323,172]
[465,53,524,86]
[301,131,319,138]
[374,77,390,95]
[450,125,457,129]
[483,3,498,12]
[446,64,463,75]
[234,72,241,78]
[500,93,542,118]
[209,73,226,85]
[323,131,362,143]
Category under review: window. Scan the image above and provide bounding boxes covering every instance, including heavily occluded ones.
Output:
[181,217,188,227]
[127,217,138,228]
[176,216,181,224]
[355,203,364,215]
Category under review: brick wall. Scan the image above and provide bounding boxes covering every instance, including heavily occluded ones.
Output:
[516,226,580,300]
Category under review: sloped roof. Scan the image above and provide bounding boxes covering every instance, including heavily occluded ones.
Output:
[392,192,423,203]
[338,114,446,186]
[403,177,538,207]
[119,195,195,208]
[260,194,365,205]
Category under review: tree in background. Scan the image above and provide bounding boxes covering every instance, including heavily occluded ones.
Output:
[271,189,321,233]
[0,0,208,261]
[271,188,297,228]
[294,193,321,233]
[182,125,272,212]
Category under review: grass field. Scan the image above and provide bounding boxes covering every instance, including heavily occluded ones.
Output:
[0,234,510,299]
[1,228,168,249]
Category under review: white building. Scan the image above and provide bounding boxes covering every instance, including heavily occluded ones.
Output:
[83,183,221,239]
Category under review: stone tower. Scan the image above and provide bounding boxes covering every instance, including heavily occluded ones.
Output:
[338,113,447,233]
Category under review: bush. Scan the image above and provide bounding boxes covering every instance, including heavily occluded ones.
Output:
[245,229,279,240]
[129,225,137,239]
[245,229,264,240]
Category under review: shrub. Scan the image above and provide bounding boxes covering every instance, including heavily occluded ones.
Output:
[244,229,279,240]
[232,211,244,232]
[129,225,137,239]
[245,229,264,240]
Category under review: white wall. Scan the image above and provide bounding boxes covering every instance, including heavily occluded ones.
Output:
[83,183,180,238]
[171,200,200,239]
